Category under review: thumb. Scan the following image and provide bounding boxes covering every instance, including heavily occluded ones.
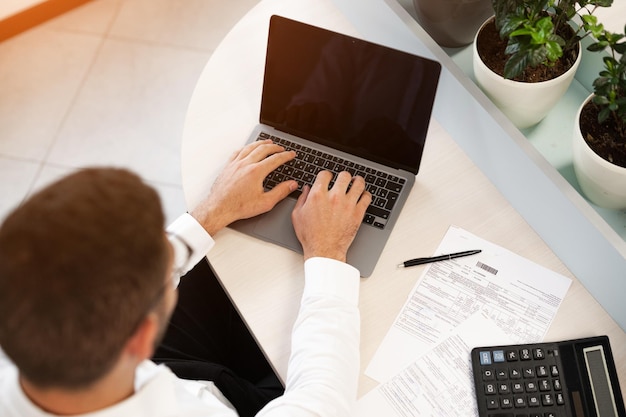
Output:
[266,180,298,204]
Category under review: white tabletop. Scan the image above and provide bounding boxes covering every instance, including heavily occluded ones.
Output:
[181,0,626,398]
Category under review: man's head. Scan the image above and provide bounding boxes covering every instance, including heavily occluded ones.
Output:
[0,168,171,390]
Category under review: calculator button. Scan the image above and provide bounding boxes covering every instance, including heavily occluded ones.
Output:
[485,383,497,395]
[550,365,559,377]
[493,350,505,362]
[509,368,521,379]
[498,383,510,394]
[524,367,535,378]
[533,348,545,360]
[520,348,532,360]
[500,397,513,408]
[480,351,492,365]
[486,398,498,409]
[542,393,554,406]
[497,370,508,380]
[513,395,526,408]
[556,392,565,405]
[512,382,524,393]
[526,381,538,392]
[528,395,540,407]
[539,380,551,391]
[506,350,518,361]
[537,365,548,377]
[553,379,562,390]
[483,369,495,380]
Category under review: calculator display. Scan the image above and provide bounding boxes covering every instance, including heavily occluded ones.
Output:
[583,345,619,417]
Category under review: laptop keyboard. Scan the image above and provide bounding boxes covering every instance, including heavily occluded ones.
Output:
[257,132,406,230]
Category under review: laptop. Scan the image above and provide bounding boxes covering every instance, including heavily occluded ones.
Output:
[231,15,441,277]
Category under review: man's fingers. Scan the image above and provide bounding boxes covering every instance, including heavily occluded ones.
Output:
[347,176,367,200]
[265,180,298,206]
[235,139,273,160]
[357,189,372,210]
[293,184,310,212]
[312,170,333,192]
[246,141,290,163]
[332,171,352,192]
[258,149,296,172]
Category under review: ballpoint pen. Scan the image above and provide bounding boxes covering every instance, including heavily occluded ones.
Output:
[397,249,482,268]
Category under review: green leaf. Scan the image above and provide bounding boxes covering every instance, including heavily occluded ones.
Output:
[593,95,610,106]
[587,42,606,52]
[505,41,521,55]
[598,106,611,124]
[545,41,563,61]
[581,14,597,26]
[503,52,530,79]
[591,0,613,7]
[527,46,549,67]
[537,16,554,34]
[501,16,526,37]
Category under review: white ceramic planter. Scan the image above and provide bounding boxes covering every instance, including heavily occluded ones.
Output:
[573,94,626,209]
[472,18,582,129]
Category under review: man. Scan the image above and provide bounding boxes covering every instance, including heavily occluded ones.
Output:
[0,139,371,417]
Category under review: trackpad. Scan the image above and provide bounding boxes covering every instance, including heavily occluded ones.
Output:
[253,198,302,253]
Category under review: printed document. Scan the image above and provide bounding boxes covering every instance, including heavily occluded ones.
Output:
[365,225,572,383]
[356,314,509,417]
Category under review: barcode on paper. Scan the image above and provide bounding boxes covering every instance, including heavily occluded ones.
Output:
[476,261,498,275]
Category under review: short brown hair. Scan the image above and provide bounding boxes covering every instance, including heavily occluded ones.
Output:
[0,168,169,389]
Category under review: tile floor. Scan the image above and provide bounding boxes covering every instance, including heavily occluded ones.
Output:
[0,0,418,226]
[0,0,264,225]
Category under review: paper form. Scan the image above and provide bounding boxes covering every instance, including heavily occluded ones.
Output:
[356,315,510,417]
[365,225,572,383]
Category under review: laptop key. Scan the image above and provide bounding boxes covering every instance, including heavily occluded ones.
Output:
[385,180,403,193]
[386,192,399,210]
[366,205,390,220]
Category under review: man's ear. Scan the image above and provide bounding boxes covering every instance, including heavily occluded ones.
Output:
[124,313,159,361]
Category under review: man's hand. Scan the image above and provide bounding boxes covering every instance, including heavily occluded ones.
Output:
[292,171,371,263]
[191,140,297,235]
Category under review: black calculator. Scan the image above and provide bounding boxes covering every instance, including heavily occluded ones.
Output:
[471,336,625,417]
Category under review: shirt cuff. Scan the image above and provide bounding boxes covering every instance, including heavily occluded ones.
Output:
[166,213,215,274]
[303,257,360,306]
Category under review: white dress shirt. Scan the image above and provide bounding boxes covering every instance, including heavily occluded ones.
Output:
[0,213,361,417]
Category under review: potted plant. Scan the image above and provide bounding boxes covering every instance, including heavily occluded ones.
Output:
[472,0,612,129]
[573,22,626,209]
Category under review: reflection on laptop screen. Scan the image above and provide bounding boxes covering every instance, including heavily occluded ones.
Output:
[260,15,441,175]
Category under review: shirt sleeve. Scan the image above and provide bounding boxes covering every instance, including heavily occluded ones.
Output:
[166,213,215,279]
[0,348,12,376]
[256,257,361,417]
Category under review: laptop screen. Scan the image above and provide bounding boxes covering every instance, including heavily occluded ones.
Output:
[260,15,441,175]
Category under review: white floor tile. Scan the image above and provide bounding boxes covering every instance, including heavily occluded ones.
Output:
[1,1,261,227]
[28,164,76,195]
[150,181,186,226]
[46,38,210,185]
[30,164,185,227]
[45,0,123,35]
[109,0,260,51]
[0,157,40,221]
[0,28,101,160]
